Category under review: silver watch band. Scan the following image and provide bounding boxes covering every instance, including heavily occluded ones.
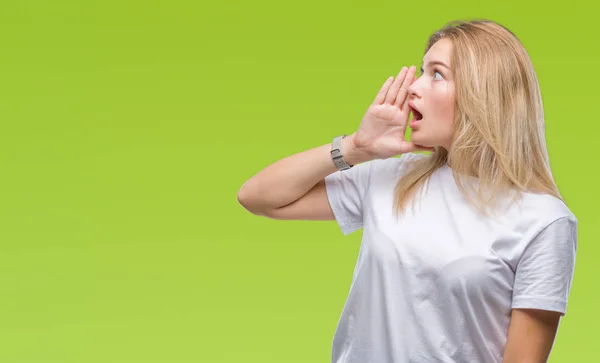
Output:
[331,135,354,171]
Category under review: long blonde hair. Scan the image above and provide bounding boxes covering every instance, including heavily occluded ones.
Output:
[393,19,563,218]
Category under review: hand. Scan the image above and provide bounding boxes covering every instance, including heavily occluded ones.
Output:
[351,66,434,160]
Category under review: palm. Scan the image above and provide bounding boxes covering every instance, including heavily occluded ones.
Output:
[353,66,433,159]
[359,106,413,156]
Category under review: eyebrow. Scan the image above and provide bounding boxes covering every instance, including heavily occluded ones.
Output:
[419,60,450,75]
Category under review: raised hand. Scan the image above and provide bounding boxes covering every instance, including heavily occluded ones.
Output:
[351,66,434,160]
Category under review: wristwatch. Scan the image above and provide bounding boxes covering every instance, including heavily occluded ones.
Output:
[331,135,354,171]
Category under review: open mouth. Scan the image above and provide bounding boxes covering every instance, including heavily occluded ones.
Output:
[410,107,423,121]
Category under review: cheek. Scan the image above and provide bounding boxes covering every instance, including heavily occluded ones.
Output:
[431,92,455,123]
[443,97,456,124]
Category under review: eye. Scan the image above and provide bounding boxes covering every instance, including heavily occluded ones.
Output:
[433,70,443,80]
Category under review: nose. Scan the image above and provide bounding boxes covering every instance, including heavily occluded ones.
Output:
[407,76,420,98]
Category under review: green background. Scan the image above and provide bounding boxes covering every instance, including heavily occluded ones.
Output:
[0,0,597,361]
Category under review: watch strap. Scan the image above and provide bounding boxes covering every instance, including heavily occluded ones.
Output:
[331,135,354,171]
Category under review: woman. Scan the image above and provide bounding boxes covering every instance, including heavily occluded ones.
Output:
[237,19,577,363]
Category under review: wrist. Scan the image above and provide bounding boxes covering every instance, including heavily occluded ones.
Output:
[341,133,372,166]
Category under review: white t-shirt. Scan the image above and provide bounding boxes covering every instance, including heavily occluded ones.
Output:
[324,152,578,363]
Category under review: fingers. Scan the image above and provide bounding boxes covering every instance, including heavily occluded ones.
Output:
[384,67,409,105]
[374,66,416,106]
[394,66,416,108]
[373,76,396,105]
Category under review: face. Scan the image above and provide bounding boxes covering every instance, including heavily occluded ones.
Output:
[407,37,456,150]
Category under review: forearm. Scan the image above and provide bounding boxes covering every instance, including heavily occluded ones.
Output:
[237,133,370,213]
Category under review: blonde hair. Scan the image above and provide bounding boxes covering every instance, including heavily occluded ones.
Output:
[393,19,563,218]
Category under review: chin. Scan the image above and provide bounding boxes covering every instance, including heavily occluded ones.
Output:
[410,134,433,148]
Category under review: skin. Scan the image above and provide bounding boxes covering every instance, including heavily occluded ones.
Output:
[407,38,562,362]
[502,308,562,363]
[407,37,456,151]
[243,39,564,363]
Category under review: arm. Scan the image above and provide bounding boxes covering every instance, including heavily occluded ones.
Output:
[505,216,577,362]
[237,66,429,219]
[236,133,370,217]
[502,308,561,363]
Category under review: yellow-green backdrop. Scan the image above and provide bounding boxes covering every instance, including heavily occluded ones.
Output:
[0,0,597,362]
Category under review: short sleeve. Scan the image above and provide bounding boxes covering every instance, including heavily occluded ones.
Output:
[324,160,373,236]
[511,216,578,315]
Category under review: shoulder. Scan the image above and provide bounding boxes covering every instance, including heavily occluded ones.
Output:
[519,192,577,225]
[513,192,578,244]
